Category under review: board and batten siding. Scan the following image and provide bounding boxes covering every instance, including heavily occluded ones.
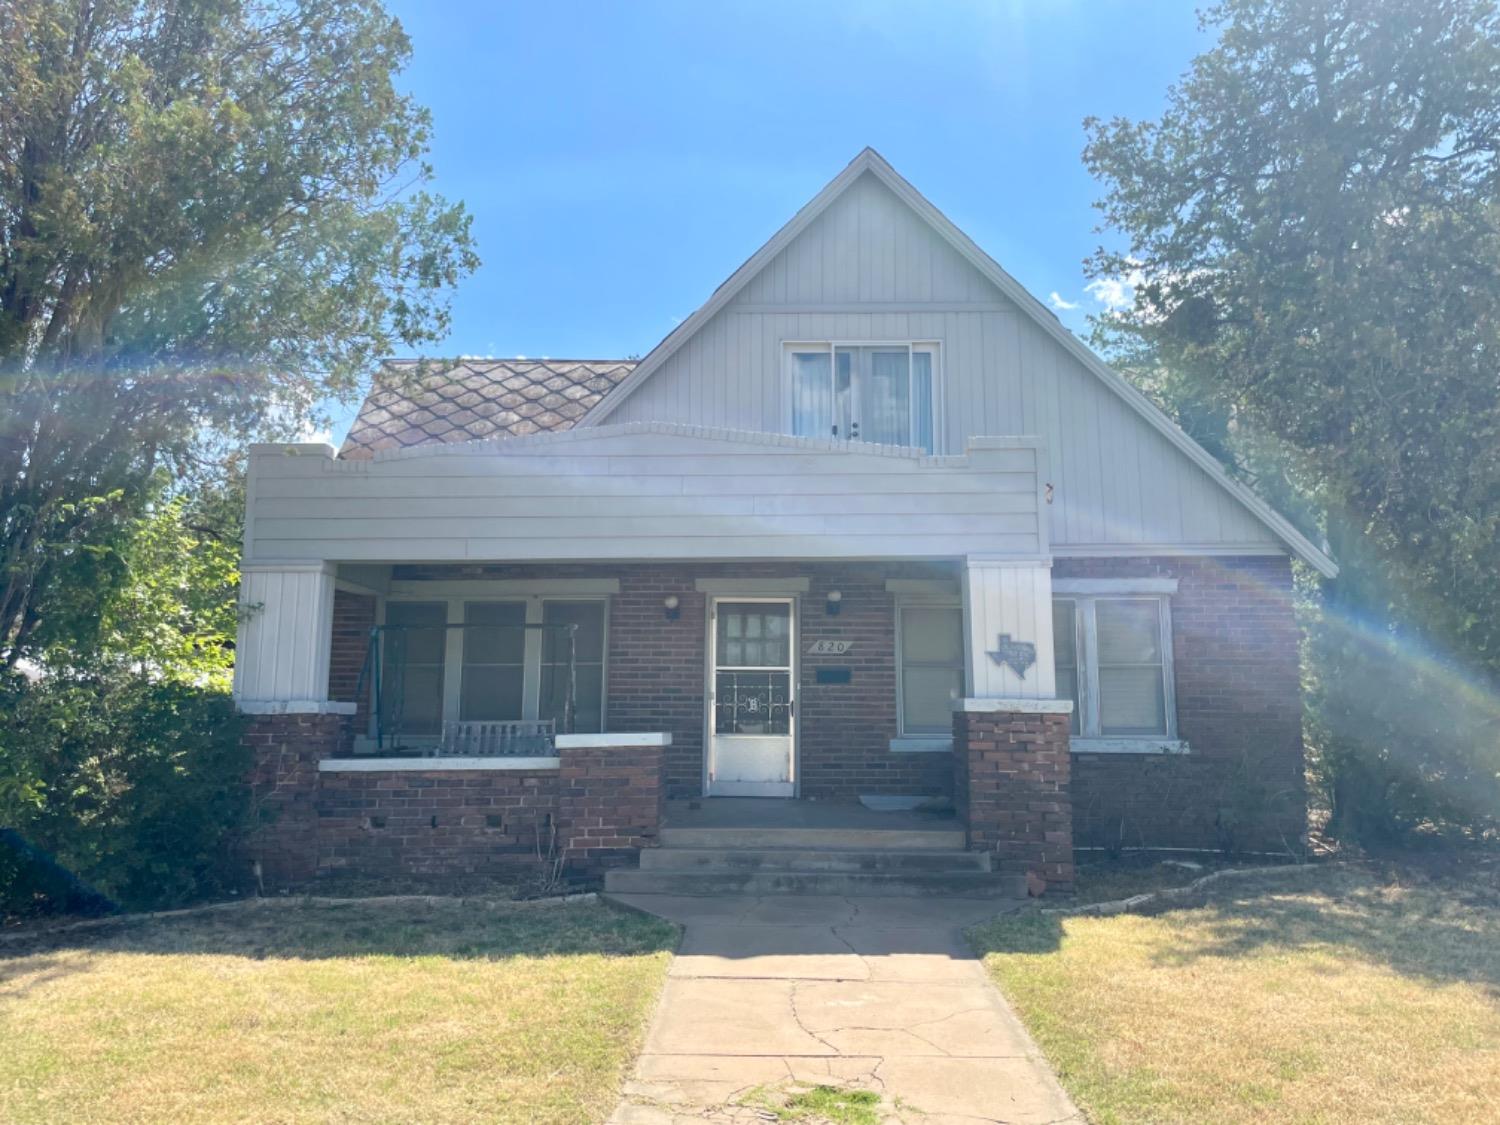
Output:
[243,427,1047,564]
[604,171,1279,556]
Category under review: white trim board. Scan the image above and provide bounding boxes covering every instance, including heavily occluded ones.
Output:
[956,698,1075,714]
[1053,578,1179,595]
[695,577,810,594]
[320,756,561,772]
[387,579,621,597]
[577,148,1336,578]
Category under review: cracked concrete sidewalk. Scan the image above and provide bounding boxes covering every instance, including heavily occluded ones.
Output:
[606,894,1083,1125]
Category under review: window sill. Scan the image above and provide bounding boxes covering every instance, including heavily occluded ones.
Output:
[321,756,561,772]
[889,736,953,753]
[1070,738,1189,755]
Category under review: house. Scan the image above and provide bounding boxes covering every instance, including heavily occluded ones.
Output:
[234,149,1332,895]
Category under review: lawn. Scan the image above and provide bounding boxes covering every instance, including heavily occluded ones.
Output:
[970,863,1500,1125]
[0,897,677,1125]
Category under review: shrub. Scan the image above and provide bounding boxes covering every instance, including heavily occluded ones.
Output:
[0,673,249,913]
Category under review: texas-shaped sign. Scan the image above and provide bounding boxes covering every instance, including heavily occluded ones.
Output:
[987,634,1036,678]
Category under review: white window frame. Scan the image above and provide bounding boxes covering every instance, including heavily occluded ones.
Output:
[893,594,964,750]
[377,591,610,738]
[1054,593,1184,754]
[783,340,943,453]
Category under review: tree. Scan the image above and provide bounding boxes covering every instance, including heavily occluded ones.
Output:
[1083,0,1500,840]
[0,0,477,664]
[31,468,243,687]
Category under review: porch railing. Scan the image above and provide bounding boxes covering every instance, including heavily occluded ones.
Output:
[352,622,578,754]
[439,719,555,757]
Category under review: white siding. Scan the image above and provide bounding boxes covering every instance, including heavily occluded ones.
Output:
[605,172,1282,555]
[244,428,1047,564]
[963,560,1057,701]
[233,563,337,703]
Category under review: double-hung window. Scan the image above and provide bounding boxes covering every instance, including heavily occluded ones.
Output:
[788,342,939,452]
[381,596,607,737]
[896,600,965,736]
[1052,595,1177,744]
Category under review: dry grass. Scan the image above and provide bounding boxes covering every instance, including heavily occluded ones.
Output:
[0,898,676,1124]
[970,864,1500,1125]
[1071,854,1262,905]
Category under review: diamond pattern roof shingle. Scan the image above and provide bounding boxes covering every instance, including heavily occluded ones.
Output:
[339,359,637,458]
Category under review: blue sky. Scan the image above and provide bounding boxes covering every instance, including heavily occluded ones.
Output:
[326,1,1208,441]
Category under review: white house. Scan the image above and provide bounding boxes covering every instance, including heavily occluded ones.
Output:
[234,150,1329,894]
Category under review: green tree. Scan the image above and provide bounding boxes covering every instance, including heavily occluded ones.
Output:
[34,471,243,687]
[1083,0,1500,841]
[0,0,477,664]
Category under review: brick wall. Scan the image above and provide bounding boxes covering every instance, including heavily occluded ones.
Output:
[1060,555,1306,854]
[317,768,560,878]
[557,741,666,872]
[392,561,959,802]
[318,554,1305,851]
[954,707,1074,892]
[242,712,351,885]
[244,718,667,884]
[328,589,376,731]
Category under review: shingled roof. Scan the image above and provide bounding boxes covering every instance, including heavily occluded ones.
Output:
[339,358,637,458]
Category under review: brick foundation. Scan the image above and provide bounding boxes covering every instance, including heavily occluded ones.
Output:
[954,705,1074,893]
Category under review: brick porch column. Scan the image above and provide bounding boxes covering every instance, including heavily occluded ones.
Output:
[954,700,1074,893]
[556,733,670,875]
[241,702,356,886]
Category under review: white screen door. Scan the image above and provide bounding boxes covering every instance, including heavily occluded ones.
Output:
[707,598,796,796]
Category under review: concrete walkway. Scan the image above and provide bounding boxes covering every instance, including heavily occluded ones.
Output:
[607,894,1083,1125]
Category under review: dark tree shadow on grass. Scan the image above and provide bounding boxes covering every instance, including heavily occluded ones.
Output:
[971,864,1500,996]
[1144,872,1500,995]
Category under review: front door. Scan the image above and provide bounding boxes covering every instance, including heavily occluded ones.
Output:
[706,598,796,796]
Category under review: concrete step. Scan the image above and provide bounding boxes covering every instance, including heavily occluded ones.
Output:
[640,847,991,873]
[658,826,966,851]
[602,868,1025,898]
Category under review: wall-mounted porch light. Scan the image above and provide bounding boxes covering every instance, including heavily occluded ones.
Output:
[663,595,680,621]
[825,590,843,616]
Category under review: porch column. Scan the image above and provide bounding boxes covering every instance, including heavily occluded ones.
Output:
[234,561,354,888]
[233,561,340,707]
[960,556,1055,699]
[956,556,1074,894]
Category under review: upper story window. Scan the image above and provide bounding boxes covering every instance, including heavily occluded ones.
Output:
[786,342,939,453]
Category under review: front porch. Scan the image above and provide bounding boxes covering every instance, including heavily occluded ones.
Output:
[233,427,1076,892]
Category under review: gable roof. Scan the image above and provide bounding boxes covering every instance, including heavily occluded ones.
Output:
[579,147,1337,578]
[340,358,636,459]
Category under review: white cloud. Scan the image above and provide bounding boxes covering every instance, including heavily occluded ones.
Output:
[1048,291,1079,311]
[296,420,333,445]
[1084,263,1145,313]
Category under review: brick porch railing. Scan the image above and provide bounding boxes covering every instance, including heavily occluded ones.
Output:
[240,711,670,886]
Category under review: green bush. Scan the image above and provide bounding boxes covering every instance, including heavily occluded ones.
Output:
[0,673,250,912]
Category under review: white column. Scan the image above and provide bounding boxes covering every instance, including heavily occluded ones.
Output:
[961,556,1056,701]
[233,562,339,707]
